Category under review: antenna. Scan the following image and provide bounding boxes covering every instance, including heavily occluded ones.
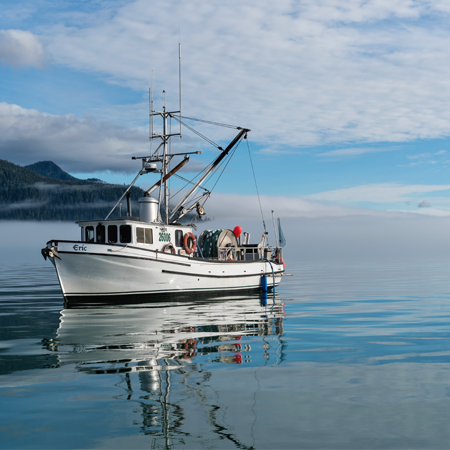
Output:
[271,210,279,246]
[179,41,182,137]
[149,70,153,153]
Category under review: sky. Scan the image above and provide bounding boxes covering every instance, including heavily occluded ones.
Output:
[2,0,450,223]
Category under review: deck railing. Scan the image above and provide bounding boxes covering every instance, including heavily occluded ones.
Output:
[216,246,283,262]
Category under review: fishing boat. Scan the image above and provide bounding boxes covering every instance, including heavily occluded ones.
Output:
[41,98,286,301]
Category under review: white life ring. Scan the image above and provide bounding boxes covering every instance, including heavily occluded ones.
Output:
[184,232,197,254]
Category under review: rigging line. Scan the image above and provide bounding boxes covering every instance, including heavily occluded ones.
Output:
[177,146,235,204]
[169,181,207,202]
[170,115,220,148]
[179,115,240,129]
[169,163,212,200]
[200,195,209,207]
[246,138,267,234]
[199,143,239,200]
[168,136,242,207]
[170,187,208,208]
[168,158,217,200]
[179,40,182,137]
[169,189,204,208]
[189,192,206,204]
[208,138,243,195]
[168,146,233,208]
[172,173,209,191]
[169,192,208,217]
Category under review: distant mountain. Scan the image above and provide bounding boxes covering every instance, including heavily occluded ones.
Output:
[25,161,78,181]
[0,159,144,221]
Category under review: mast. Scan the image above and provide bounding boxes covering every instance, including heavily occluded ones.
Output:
[107,88,247,224]
[162,101,169,225]
[149,89,181,225]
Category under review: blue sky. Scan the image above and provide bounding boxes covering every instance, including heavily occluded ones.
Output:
[2,0,450,220]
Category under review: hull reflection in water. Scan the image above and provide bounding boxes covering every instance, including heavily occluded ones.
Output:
[46,294,284,373]
[43,293,285,447]
[47,293,284,371]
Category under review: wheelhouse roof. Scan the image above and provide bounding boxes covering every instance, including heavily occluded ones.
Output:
[76,218,192,228]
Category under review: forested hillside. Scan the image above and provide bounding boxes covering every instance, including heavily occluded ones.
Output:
[0,159,144,221]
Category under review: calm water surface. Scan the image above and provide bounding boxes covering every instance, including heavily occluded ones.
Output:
[2,258,450,449]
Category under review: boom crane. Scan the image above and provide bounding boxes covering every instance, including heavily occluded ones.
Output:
[169,127,250,223]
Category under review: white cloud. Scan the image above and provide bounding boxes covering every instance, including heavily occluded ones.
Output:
[31,0,450,149]
[316,147,394,158]
[0,102,147,173]
[400,149,447,167]
[408,151,446,160]
[204,192,404,221]
[393,208,450,217]
[0,102,221,175]
[306,183,450,203]
[407,153,431,160]
[0,29,45,67]
[398,161,423,167]
[398,160,440,167]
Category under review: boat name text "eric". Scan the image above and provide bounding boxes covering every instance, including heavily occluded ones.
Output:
[73,245,87,251]
[159,232,171,242]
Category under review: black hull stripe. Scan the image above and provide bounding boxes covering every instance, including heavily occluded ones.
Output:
[161,269,283,279]
[63,282,279,297]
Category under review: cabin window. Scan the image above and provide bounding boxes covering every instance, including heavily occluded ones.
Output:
[175,230,183,247]
[120,225,132,244]
[108,225,117,244]
[136,227,153,244]
[81,227,84,241]
[85,226,94,243]
[96,224,105,243]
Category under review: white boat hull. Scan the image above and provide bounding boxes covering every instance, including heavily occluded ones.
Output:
[50,241,283,299]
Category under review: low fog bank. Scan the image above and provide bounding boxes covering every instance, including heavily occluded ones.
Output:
[203,214,450,263]
[2,215,450,267]
[0,221,80,266]
[282,215,450,263]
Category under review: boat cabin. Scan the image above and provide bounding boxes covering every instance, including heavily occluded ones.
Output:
[77,218,194,256]
[76,218,283,263]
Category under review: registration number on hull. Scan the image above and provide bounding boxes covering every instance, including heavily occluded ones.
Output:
[159,232,171,242]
